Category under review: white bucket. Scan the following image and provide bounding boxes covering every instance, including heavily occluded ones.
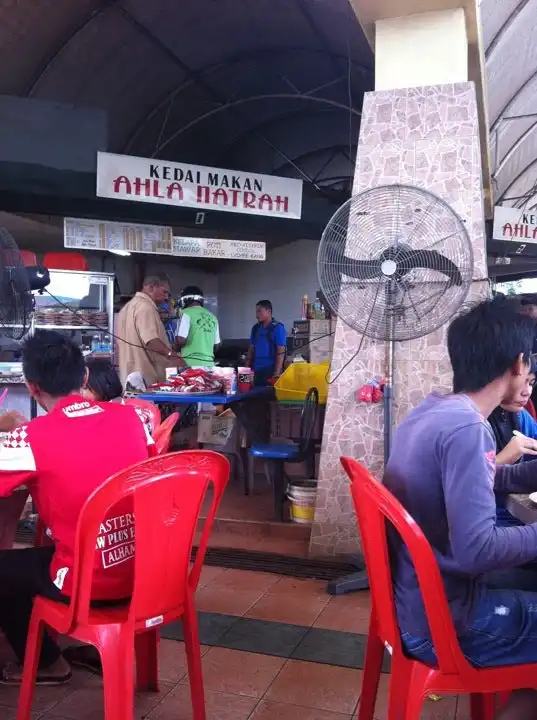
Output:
[288,480,317,524]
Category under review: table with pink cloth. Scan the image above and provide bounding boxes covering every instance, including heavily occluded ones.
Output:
[0,432,30,549]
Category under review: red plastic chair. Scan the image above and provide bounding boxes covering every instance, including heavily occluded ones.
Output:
[2,250,37,267]
[33,518,48,548]
[17,450,230,720]
[341,456,528,720]
[123,398,161,434]
[153,412,179,455]
[43,252,88,271]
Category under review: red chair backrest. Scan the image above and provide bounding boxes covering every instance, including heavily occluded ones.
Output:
[43,252,88,271]
[2,249,37,266]
[123,398,161,434]
[154,412,179,455]
[341,456,478,679]
[63,450,229,631]
[21,250,37,266]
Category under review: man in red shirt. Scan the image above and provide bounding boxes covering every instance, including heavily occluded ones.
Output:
[0,331,154,685]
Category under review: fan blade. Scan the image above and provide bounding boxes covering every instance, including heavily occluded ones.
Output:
[397,249,463,286]
[332,255,384,281]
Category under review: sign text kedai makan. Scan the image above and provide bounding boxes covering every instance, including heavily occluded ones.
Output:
[112,163,291,214]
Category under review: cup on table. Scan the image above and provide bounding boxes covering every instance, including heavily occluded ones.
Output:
[237,367,254,393]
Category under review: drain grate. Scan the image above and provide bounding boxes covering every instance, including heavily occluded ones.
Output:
[192,547,358,580]
[16,523,356,581]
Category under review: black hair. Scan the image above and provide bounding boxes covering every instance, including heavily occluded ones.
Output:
[86,357,123,402]
[256,300,273,312]
[448,296,536,394]
[22,330,86,397]
[181,285,204,308]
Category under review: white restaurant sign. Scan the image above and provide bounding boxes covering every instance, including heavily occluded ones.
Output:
[96,152,303,220]
[492,205,537,243]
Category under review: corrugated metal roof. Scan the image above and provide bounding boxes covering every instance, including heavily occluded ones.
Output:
[0,0,372,200]
[482,0,537,211]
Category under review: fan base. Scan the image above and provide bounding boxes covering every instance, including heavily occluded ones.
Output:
[326,558,369,595]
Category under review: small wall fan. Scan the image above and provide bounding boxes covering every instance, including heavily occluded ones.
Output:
[318,184,474,463]
[0,228,50,340]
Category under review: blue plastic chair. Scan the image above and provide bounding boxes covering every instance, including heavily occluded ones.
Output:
[249,387,319,520]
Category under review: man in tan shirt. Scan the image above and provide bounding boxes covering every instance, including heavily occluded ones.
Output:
[116,272,184,386]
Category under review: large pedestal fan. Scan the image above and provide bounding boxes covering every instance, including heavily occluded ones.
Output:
[0,228,50,339]
[318,184,474,594]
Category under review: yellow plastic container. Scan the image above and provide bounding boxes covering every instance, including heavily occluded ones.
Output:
[275,362,329,405]
[288,480,317,524]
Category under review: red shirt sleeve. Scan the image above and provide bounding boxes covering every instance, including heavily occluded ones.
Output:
[0,425,37,496]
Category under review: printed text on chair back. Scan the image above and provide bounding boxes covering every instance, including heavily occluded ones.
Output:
[67,451,230,631]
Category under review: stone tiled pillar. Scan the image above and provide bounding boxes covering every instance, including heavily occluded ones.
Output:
[309,82,489,557]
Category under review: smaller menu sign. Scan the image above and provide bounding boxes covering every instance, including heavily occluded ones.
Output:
[172,237,265,261]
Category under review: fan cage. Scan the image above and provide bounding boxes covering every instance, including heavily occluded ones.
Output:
[317,184,474,342]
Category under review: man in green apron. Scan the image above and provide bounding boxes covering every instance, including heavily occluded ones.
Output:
[175,286,220,367]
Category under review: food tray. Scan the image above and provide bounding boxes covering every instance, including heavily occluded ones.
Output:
[153,388,217,395]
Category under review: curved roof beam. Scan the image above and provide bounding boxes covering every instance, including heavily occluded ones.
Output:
[215,107,344,164]
[270,144,356,177]
[123,44,371,152]
[497,156,537,204]
[25,0,120,96]
[485,0,532,60]
[489,70,537,132]
[152,94,361,158]
[492,120,537,181]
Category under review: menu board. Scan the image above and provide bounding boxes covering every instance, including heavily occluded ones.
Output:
[64,218,265,261]
[172,237,266,261]
[64,218,173,255]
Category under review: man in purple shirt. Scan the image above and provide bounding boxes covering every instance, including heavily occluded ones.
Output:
[384,296,537,718]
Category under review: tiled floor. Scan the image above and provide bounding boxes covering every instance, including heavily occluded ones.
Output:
[0,568,472,719]
[202,479,277,523]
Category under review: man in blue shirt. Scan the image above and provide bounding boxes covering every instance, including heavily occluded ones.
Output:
[246,300,286,386]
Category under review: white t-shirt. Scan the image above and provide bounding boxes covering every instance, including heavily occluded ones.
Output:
[176,314,221,344]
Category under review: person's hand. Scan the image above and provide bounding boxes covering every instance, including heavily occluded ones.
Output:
[0,411,28,433]
[497,434,537,465]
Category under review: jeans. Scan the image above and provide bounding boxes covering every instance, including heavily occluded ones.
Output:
[253,366,275,387]
[0,546,64,668]
[0,546,128,669]
[403,587,537,668]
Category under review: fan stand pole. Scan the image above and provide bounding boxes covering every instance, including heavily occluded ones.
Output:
[383,338,394,465]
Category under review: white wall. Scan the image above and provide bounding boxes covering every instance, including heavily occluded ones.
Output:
[86,253,218,302]
[84,239,319,338]
[375,9,468,90]
[218,239,320,339]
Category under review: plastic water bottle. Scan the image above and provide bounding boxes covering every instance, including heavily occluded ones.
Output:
[229,371,237,395]
[91,335,100,353]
